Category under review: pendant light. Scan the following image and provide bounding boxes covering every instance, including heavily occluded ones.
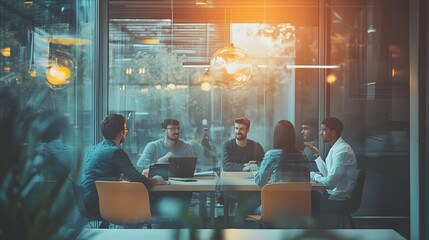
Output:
[209,1,252,89]
[210,43,252,89]
[45,45,74,89]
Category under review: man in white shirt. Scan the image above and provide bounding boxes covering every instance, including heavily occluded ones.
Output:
[305,117,357,215]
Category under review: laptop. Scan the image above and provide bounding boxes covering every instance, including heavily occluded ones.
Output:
[148,163,169,180]
[168,157,198,178]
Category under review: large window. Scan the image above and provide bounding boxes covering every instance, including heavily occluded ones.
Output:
[108,0,410,236]
[108,1,320,167]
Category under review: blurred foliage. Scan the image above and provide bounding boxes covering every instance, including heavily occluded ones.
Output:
[0,84,88,240]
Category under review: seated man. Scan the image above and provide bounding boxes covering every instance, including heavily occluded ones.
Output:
[136,119,195,217]
[81,114,163,221]
[221,117,264,216]
[305,117,358,219]
[137,119,194,170]
[301,118,319,162]
[222,117,264,172]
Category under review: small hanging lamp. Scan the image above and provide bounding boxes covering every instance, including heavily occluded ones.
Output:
[209,43,252,89]
[45,49,74,89]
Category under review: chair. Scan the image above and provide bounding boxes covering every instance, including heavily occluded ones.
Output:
[95,181,152,228]
[68,175,100,228]
[338,169,367,228]
[247,182,312,228]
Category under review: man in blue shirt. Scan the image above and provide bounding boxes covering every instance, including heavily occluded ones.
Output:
[81,114,164,220]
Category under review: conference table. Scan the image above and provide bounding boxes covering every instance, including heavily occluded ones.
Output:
[150,172,324,227]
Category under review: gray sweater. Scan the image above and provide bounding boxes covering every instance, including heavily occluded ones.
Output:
[137,138,195,169]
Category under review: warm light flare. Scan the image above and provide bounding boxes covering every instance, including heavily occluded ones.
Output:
[200,81,211,92]
[225,63,238,74]
[1,47,11,57]
[326,73,337,84]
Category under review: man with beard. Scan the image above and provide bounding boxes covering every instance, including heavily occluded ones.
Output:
[137,119,194,220]
[222,117,264,172]
[81,114,164,222]
[221,117,264,218]
[137,118,194,169]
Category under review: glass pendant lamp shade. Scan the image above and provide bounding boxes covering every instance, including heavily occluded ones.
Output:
[209,43,252,89]
[45,50,74,89]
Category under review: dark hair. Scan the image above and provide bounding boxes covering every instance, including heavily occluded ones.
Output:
[100,114,126,140]
[302,118,318,128]
[273,120,307,173]
[322,117,344,137]
[273,120,300,154]
[161,119,180,128]
[234,117,250,129]
[32,111,69,142]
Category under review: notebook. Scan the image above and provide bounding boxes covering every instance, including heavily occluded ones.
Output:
[148,163,169,180]
[168,157,198,178]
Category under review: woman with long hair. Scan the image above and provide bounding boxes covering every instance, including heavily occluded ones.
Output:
[255,120,310,187]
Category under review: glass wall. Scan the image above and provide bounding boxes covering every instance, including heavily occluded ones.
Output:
[0,0,98,237]
[0,0,97,168]
[108,0,410,236]
[327,0,410,234]
[108,0,320,169]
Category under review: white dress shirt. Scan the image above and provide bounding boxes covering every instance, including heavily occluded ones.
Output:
[311,137,358,200]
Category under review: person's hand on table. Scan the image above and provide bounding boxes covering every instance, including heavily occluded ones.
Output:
[243,161,258,171]
[150,175,169,185]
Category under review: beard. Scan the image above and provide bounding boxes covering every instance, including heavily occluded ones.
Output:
[235,134,246,141]
[167,134,179,141]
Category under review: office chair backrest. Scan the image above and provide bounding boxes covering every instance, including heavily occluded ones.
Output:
[350,169,367,213]
[95,181,151,226]
[260,182,312,223]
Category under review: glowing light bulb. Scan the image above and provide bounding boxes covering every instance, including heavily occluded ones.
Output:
[46,65,71,86]
[225,63,238,74]
[200,81,211,92]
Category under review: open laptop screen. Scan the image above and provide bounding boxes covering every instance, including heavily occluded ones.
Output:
[168,157,197,178]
